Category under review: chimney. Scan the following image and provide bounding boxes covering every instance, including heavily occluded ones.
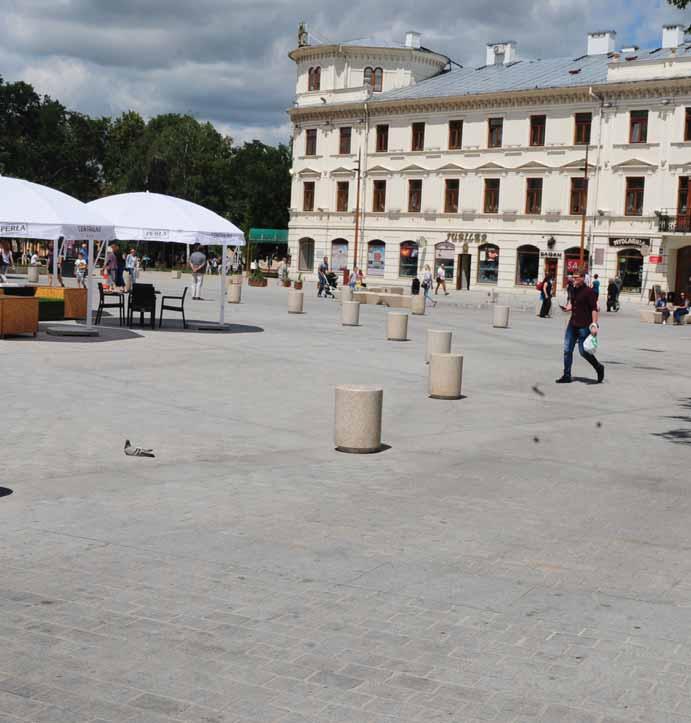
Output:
[587,30,617,55]
[485,41,518,66]
[405,31,421,49]
[662,24,685,49]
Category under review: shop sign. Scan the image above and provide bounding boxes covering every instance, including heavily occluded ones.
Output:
[540,251,561,258]
[609,237,651,249]
[648,255,662,264]
[445,232,487,242]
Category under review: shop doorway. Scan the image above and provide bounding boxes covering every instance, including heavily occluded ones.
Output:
[617,248,643,293]
[456,254,471,290]
[676,245,691,298]
[435,242,455,283]
[543,257,558,283]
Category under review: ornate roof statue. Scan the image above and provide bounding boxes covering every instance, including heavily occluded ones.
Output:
[298,22,309,48]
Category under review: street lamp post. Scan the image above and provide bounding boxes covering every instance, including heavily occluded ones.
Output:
[353,149,362,274]
[579,133,590,267]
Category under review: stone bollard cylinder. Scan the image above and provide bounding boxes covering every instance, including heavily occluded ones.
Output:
[429,353,464,400]
[171,270,181,279]
[27,266,40,283]
[342,301,360,326]
[493,305,510,328]
[288,290,304,314]
[426,329,453,363]
[335,385,383,453]
[387,312,408,341]
[341,286,354,303]
[227,281,242,304]
[410,293,425,315]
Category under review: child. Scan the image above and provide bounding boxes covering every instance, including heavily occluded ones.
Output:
[75,252,87,288]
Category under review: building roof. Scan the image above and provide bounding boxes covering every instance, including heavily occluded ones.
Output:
[373,44,691,103]
[306,35,444,56]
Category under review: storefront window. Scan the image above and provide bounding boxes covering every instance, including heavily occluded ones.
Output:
[515,244,539,286]
[331,239,349,272]
[563,247,588,286]
[435,241,455,280]
[399,241,419,277]
[477,243,499,284]
[617,248,643,292]
[367,240,385,276]
[298,238,315,271]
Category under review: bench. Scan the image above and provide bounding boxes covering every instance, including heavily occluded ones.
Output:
[640,308,691,324]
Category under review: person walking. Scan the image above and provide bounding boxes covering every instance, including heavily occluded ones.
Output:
[125,248,139,289]
[592,274,601,301]
[556,270,604,384]
[276,257,288,286]
[0,243,14,282]
[539,274,553,318]
[317,256,329,297]
[75,251,87,288]
[606,278,619,312]
[435,263,449,295]
[189,243,207,299]
[422,264,436,307]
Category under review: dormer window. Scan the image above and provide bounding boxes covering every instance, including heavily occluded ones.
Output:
[308,66,321,92]
[364,66,383,92]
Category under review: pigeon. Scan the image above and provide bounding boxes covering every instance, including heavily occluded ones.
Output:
[124,440,155,458]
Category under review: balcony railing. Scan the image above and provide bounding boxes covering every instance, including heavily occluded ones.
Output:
[657,210,691,233]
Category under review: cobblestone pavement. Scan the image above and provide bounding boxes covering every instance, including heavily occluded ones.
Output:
[1,277,689,722]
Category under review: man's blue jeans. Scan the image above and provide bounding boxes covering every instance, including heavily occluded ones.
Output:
[563,324,599,377]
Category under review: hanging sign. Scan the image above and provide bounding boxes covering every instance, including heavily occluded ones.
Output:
[648,255,662,264]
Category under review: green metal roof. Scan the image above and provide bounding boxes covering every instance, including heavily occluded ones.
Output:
[249,228,288,243]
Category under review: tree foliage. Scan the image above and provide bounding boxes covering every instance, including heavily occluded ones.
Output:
[0,76,290,233]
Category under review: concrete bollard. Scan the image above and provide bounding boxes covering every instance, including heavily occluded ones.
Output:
[171,270,181,279]
[387,312,408,341]
[341,286,354,303]
[342,301,360,326]
[335,385,383,453]
[426,329,453,363]
[410,293,425,315]
[227,282,242,304]
[493,305,510,328]
[288,289,304,314]
[429,353,464,400]
[27,266,40,283]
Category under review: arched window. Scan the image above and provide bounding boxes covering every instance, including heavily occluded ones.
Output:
[298,238,315,271]
[563,247,589,286]
[515,244,540,286]
[364,67,373,87]
[373,67,383,92]
[399,241,419,278]
[308,66,321,91]
[617,248,643,292]
[435,241,455,280]
[368,240,385,276]
[477,243,499,284]
[331,238,349,272]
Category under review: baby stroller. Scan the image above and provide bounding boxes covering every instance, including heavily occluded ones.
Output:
[318,270,337,298]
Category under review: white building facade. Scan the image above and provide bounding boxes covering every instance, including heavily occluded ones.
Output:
[287,27,691,299]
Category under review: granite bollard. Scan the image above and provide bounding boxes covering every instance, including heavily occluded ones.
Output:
[288,289,304,314]
[342,301,360,326]
[493,305,510,328]
[429,353,464,400]
[410,293,425,315]
[341,286,354,303]
[335,385,383,453]
[227,281,242,304]
[426,329,453,363]
[387,312,408,341]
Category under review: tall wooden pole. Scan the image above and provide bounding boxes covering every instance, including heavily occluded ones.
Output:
[353,149,362,273]
[579,138,590,267]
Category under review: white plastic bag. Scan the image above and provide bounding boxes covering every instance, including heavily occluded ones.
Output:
[583,333,599,354]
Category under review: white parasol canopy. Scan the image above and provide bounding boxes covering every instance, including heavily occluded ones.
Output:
[0,176,113,241]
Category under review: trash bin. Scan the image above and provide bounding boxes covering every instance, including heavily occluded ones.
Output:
[27,265,40,283]
[61,258,76,278]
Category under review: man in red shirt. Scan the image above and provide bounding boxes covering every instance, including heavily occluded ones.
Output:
[556,271,604,384]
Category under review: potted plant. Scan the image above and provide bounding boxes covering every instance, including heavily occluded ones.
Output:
[282,277,292,288]
[248,268,267,288]
[293,273,303,291]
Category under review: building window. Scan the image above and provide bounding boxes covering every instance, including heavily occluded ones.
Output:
[399,241,419,277]
[444,179,459,213]
[298,238,315,271]
[530,115,546,146]
[307,67,321,91]
[372,180,386,212]
[408,179,422,213]
[303,181,315,211]
[376,124,389,152]
[364,67,383,92]
[336,181,349,212]
[488,118,503,148]
[685,108,691,142]
[625,177,645,216]
[368,240,385,276]
[484,178,500,213]
[305,128,317,156]
[449,120,463,150]
[525,178,543,214]
[477,243,499,284]
[574,112,592,145]
[435,242,455,280]
[516,244,540,286]
[338,127,352,155]
[331,239,349,272]
[678,176,690,217]
[617,248,643,292]
[412,123,425,151]
[629,110,648,143]
[570,177,588,215]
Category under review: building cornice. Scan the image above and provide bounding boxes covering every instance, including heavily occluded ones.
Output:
[288,44,449,67]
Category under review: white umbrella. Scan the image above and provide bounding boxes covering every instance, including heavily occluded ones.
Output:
[0,176,114,332]
[87,192,245,327]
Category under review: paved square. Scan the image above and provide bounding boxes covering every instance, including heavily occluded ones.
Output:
[1,277,689,722]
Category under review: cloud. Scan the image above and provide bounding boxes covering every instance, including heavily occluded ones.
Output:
[0,0,687,144]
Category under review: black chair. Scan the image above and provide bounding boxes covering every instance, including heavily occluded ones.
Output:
[128,283,156,329]
[95,282,125,326]
[159,286,188,329]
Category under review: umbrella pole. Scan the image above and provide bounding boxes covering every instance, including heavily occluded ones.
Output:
[219,244,227,326]
[86,238,94,329]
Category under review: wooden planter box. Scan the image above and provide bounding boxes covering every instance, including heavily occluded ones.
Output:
[0,297,39,338]
[248,278,267,287]
[34,287,87,319]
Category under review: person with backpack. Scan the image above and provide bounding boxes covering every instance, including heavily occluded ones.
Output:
[538,274,553,318]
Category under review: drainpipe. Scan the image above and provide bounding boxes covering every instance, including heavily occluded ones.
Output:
[359,101,370,270]
[588,87,605,268]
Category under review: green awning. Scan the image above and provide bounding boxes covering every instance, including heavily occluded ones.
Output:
[248,228,288,243]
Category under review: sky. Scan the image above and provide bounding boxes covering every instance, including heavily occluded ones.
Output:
[0,0,688,146]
